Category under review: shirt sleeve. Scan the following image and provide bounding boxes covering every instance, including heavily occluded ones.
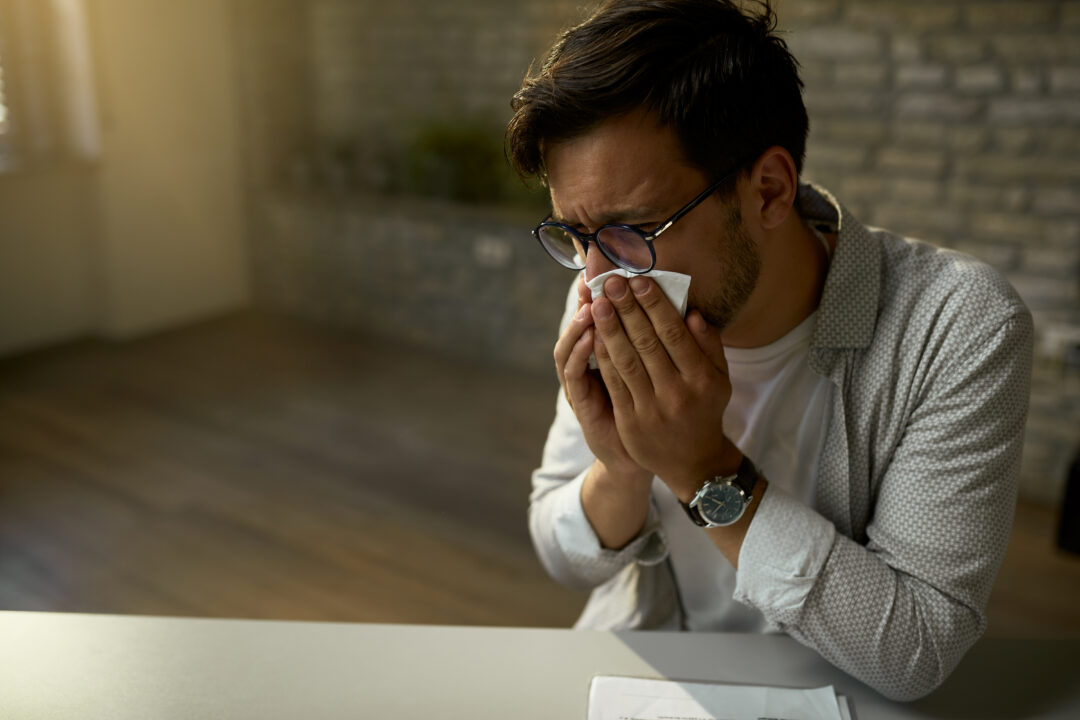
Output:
[734,307,1033,701]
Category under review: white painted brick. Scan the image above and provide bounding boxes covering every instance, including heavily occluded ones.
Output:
[954,241,1020,271]
[837,174,889,200]
[1023,245,1080,276]
[847,3,960,30]
[955,65,1005,94]
[993,128,1037,153]
[1003,186,1030,213]
[834,63,888,87]
[1034,188,1080,216]
[993,36,1080,63]
[804,89,881,115]
[893,121,946,147]
[989,98,1080,123]
[926,36,987,63]
[972,213,1045,241]
[891,34,922,62]
[897,93,981,120]
[1050,67,1080,94]
[1042,129,1080,153]
[947,126,990,154]
[965,2,1057,29]
[1044,221,1080,246]
[788,27,884,60]
[890,178,944,203]
[1012,68,1044,94]
[896,63,947,89]
[872,205,965,234]
[1008,274,1080,309]
[807,142,870,169]
[949,183,1003,209]
[956,154,1080,183]
[815,120,888,144]
[877,148,947,176]
[778,0,841,24]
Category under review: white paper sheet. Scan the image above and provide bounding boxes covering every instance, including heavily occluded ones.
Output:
[587,676,847,720]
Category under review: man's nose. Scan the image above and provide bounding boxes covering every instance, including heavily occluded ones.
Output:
[584,242,618,282]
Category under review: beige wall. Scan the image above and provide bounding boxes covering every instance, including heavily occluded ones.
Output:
[92,0,249,338]
[0,0,249,356]
[0,166,100,356]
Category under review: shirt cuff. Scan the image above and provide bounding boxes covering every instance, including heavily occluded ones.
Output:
[733,483,836,626]
[552,470,669,585]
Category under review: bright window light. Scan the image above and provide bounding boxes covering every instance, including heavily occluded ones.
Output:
[0,62,8,130]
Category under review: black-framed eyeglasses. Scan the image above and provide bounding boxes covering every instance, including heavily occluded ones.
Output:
[531,164,742,274]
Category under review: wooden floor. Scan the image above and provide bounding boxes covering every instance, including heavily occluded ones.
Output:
[1,311,1078,636]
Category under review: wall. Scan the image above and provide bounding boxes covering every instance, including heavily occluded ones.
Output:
[308,0,578,145]
[0,165,99,356]
[240,0,578,372]
[0,0,250,356]
[91,0,250,338]
[242,0,1080,504]
[779,0,1080,504]
[260,194,570,373]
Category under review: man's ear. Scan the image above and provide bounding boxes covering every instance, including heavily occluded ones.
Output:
[747,147,799,231]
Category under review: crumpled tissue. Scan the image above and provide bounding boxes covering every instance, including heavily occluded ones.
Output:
[585,268,692,369]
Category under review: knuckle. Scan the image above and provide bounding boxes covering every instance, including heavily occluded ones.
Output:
[630,329,663,357]
[613,353,642,378]
[657,322,687,348]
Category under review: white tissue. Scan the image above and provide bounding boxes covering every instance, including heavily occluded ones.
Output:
[585,269,692,368]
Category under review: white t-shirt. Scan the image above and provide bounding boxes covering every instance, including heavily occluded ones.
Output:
[653,310,833,632]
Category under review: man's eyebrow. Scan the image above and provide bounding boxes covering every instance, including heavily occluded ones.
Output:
[550,205,668,228]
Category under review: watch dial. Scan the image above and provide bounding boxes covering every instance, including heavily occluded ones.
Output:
[700,483,745,526]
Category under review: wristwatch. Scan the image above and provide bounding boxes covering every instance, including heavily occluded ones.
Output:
[681,455,759,528]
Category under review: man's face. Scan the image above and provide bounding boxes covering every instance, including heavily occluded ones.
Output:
[544,110,761,331]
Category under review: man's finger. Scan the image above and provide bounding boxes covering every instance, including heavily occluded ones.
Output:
[592,295,654,404]
[686,309,728,376]
[628,275,702,376]
[554,303,595,398]
[601,276,680,387]
[562,327,596,405]
[592,328,634,412]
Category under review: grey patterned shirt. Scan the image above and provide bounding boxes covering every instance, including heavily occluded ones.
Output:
[528,184,1034,701]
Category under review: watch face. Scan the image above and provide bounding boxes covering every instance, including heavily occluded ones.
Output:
[699,482,747,526]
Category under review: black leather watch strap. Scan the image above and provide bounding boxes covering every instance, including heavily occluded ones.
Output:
[731,454,759,497]
[682,497,708,527]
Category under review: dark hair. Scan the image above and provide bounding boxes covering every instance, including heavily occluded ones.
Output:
[506,0,807,189]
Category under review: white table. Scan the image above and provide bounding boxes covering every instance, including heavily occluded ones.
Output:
[1,611,1077,719]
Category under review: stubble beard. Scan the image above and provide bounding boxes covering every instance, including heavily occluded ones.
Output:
[696,206,761,332]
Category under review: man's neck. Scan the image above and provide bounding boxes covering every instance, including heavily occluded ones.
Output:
[721,214,831,349]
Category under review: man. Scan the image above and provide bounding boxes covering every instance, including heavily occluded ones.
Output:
[506,0,1033,702]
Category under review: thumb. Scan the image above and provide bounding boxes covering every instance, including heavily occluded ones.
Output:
[687,309,728,374]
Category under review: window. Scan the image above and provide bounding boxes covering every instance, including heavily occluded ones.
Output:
[0,0,100,172]
[0,15,12,171]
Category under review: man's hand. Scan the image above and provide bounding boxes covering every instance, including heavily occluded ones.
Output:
[554,274,655,550]
[591,275,740,502]
[554,274,653,483]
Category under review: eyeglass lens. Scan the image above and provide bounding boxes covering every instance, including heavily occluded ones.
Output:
[537,225,652,273]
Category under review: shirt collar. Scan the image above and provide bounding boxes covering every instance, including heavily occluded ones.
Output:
[797,183,881,351]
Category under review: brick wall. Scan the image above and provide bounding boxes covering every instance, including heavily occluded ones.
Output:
[239,0,1080,504]
[778,0,1080,503]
